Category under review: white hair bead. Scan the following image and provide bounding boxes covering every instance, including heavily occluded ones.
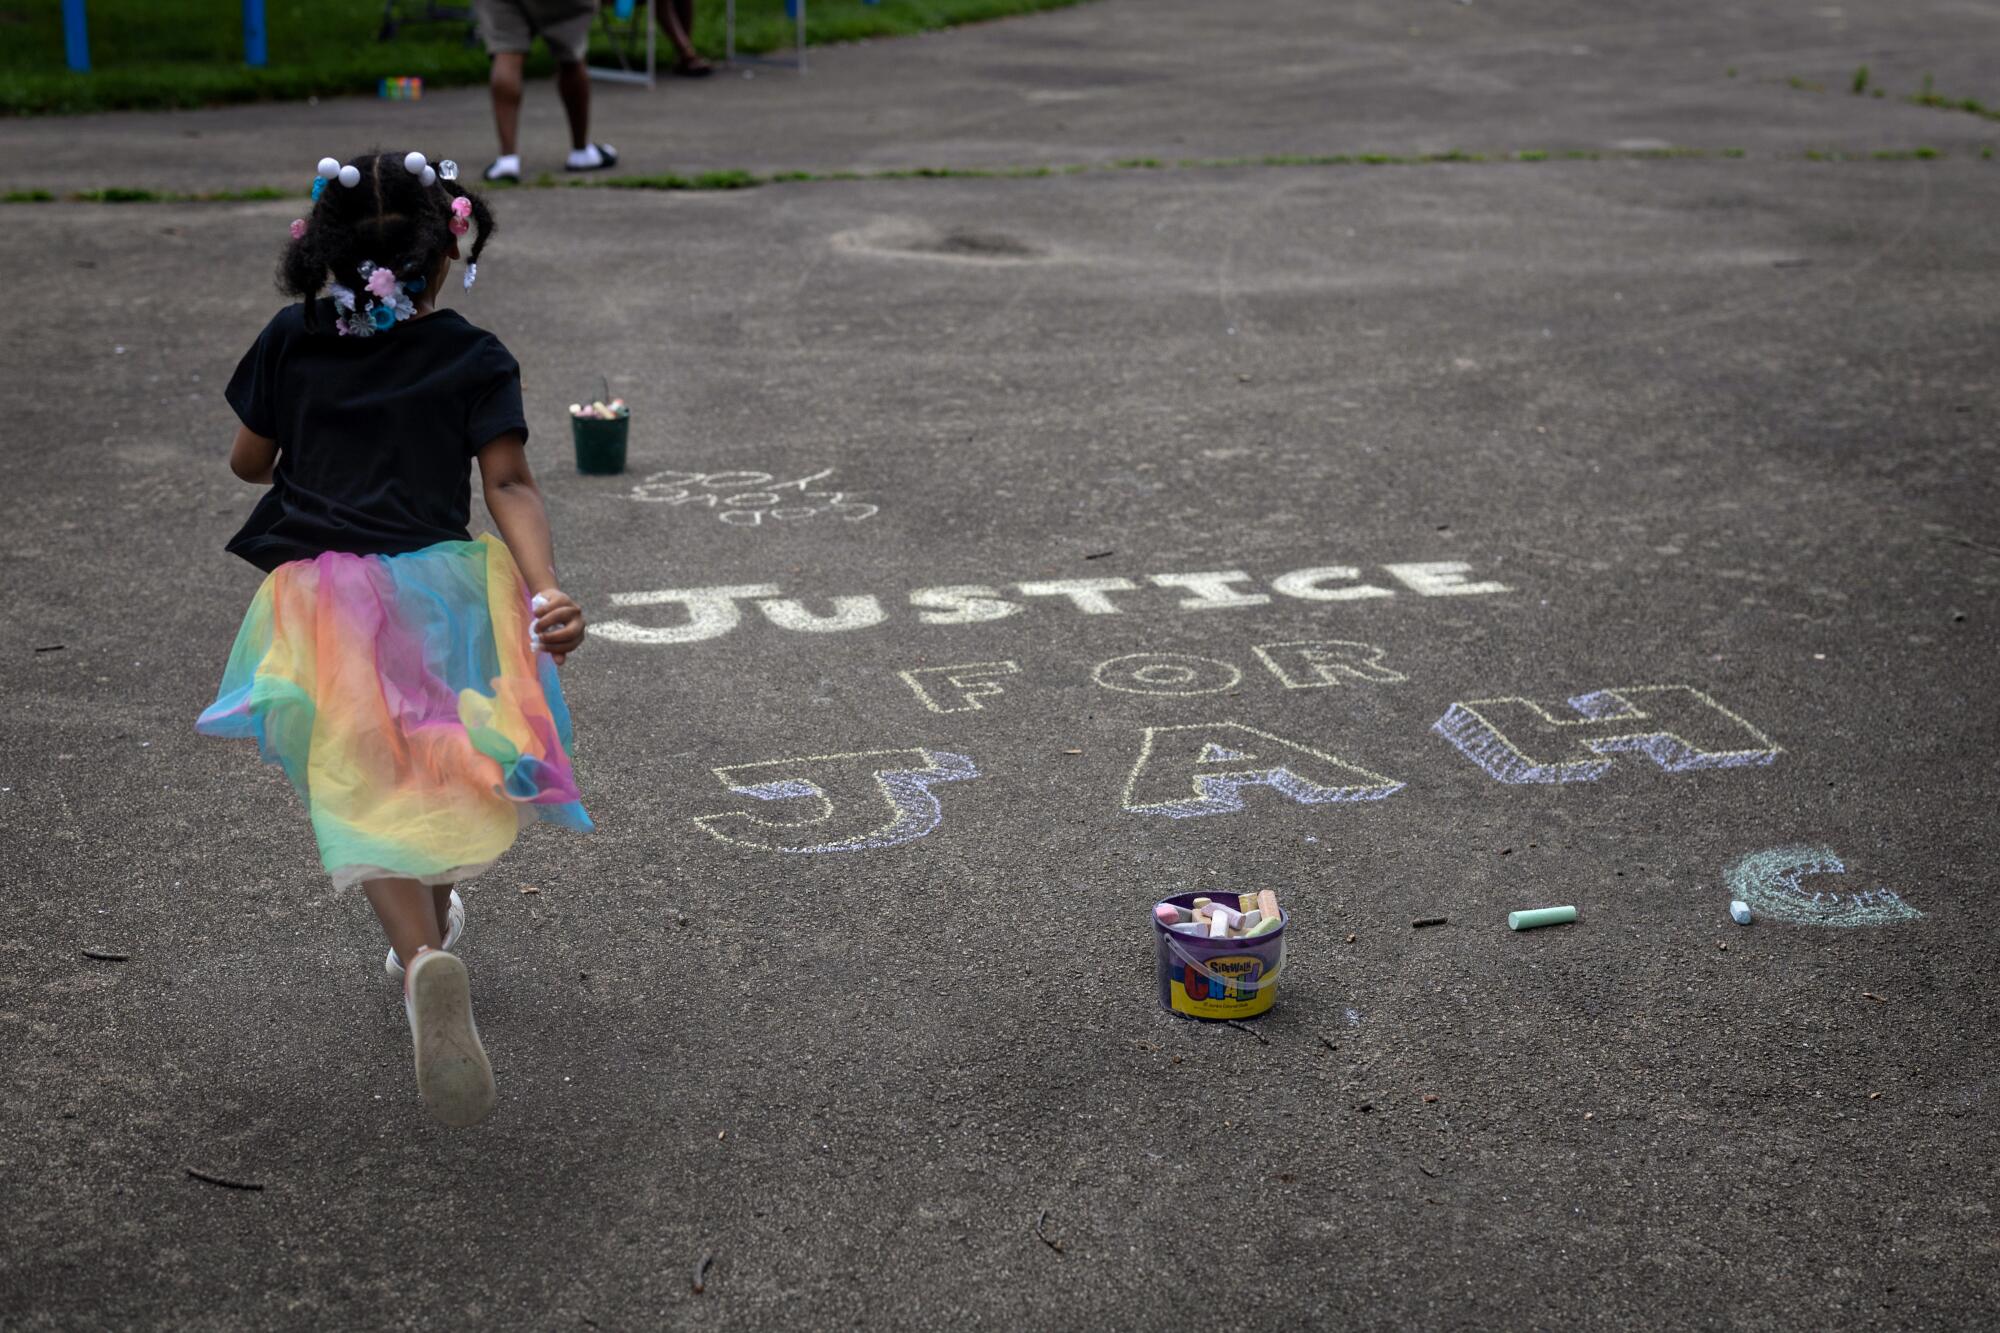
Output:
[337,164,361,188]
[404,151,427,175]
[317,157,341,180]
[420,165,437,187]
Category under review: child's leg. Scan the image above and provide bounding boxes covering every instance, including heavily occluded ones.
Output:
[432,884,455,940]
[366,878,445,969]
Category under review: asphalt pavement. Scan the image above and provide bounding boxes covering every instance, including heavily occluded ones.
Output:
[3,1,1997,1328]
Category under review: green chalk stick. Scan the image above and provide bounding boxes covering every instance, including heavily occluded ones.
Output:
[1508,905,1577,931]
[1244,915,1283,937]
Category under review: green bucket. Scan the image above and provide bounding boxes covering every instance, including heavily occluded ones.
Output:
[571,413,628,475]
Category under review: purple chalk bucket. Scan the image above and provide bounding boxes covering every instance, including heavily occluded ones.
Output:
[1153,891,1286,1021]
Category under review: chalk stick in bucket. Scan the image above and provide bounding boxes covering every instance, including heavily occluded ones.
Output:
[1508,905,1577,931]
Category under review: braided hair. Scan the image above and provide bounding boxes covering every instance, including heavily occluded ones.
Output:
[279,151,496,331]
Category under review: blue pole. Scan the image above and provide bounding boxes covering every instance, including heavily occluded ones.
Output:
[242,0,267,68]
[63,0,90,73]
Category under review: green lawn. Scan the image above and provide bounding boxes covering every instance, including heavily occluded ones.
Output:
[0,0,1088,115]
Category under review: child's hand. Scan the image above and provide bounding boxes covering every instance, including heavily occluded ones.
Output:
[530,590,587,665]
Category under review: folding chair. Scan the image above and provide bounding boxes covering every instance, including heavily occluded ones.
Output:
[377,1,477,44]
[588,0,658,87]
[726,0,807,74]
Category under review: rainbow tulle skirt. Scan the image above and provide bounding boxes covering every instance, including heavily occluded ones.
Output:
[197,535,591,888]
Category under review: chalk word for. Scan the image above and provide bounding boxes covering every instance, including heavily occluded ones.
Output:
[626,467,878,527]
[1725,846,1921,927]
[596,562,1512,645]
[688,682,1776,852]
[1432,686,1781,784]
[898,642,1405,712]
[692,748,978,853]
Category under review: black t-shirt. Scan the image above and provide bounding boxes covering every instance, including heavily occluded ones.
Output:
[223,300,529,571]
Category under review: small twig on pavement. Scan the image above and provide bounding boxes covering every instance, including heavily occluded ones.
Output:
[1035,1210,1065,1256]
[691,1250,714,1294]
[81,949,129,963]
[185,1167,263,1191]
[1220,1019,1269,1045]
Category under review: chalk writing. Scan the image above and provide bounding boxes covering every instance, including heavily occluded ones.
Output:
[757,596,887,633]
[898,662,1022,713]
[1724,846,1922,927]
[602,584,781,645]
[1251,640,1406,689]
[1092,653,1243,696]
[1121,722,1404,818]
[693,749,980,853]
[627,468,878,527]
[1433,685,1780,783]
[893,644,1408,709]
[595,560,1513,646]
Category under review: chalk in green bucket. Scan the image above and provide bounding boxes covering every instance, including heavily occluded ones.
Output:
[1508,905,1577,931]
[569,378,629,475]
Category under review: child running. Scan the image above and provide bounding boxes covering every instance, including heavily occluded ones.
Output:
[198,150,591,1127]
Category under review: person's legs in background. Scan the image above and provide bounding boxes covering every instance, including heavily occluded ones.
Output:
[488,52,527,177]
[543,7,620,171]
[474,0,533,180]
[555,58,592,151]
[659,0,711,74]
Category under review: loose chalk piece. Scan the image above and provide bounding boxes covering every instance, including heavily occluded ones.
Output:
[1730,900,1753,926]
[404,151,427,175]
[1508,905,1578,931]
[338,164,361,188]
[317,157,341,180]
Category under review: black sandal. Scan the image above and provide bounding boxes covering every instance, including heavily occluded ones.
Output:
[564,143,620,173]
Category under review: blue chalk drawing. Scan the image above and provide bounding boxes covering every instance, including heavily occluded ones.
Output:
[1724,846,1922,927]
[1122,722,1403,819]
[1433,684,1781,784]
[696,749,979,853]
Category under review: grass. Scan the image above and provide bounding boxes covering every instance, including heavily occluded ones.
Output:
[0,0,1090,115]
[8,143,1973,206]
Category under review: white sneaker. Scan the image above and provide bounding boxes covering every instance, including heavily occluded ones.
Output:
[404,949,496,1128]
[386,889,464,978]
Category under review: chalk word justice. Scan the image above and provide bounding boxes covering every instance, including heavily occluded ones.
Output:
[690,683,1779,852]
[626,468,878,527]
[596,561,1511,645]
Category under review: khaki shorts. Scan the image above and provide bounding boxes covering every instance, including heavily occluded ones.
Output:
[475,0,597,64]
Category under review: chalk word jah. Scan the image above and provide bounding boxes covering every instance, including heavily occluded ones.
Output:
[1725,846,1920,927]
[627,467,878,527]
[689,682,1777,852]
[596,562,1511,645]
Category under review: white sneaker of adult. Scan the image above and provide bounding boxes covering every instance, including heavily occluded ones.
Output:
[386,889,465,979]
[484,154,522,182]
[404,949,496,1128]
